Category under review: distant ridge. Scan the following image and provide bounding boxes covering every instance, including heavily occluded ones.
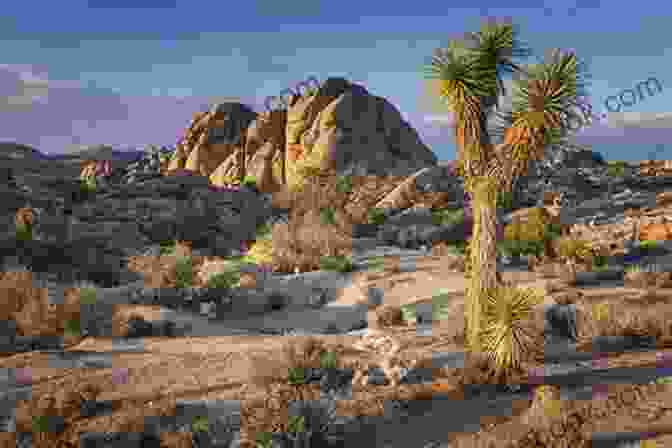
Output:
[0,142,49,160]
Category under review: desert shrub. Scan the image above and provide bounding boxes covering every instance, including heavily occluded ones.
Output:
[205,269,240,290]
[555,237,593,265]
[335,175,352,194]
[191,416,209,434]
[496,191,514,210]
[399,290,453,323]
[638,239,659,251]
[606,161,627,176]
[318,255,354,273]
[267,209,353,274]
[75,286,97,307]
[497,239,544,258]
[503,208,549,243]
[63,318,81,338]
[367,208,387,225]
[159,240,176,256]
[431,208,465,226]
[319,207,337,226]
[173,256,194,289]
[15,223,32,241]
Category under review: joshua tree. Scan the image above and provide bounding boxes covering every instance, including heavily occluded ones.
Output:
[424,20,591,353]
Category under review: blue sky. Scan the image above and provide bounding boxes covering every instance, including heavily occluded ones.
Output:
[1,0,671,161]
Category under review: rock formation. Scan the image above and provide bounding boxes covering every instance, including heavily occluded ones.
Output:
[166,77,438,193]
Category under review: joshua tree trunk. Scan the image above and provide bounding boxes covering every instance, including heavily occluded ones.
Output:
[465,176,500,352]
[237,145,246,183]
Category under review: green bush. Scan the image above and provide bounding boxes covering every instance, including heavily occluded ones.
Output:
[78,287,97,305]
[205,269,241,290]
[287,367,308,385]
[159,240,176,256]
[638,240,658,251]
[496,191,514,210]
[606,161,627,177]
[254,222,273,239]
[256,432,274,448]
[191,416,209,434]
[63,318,81,337]
[15,223,32,242]
[80,177,97,192]
[287,415,306,435]
[335,175,353,194]
[367,208,387,225]
[319,350,338,369]
[431,208,464,226]
[174,256,194,289]
[319,255,354,273]
[319,207,337,226]
[31,415,49,433]
[593,254,608,269]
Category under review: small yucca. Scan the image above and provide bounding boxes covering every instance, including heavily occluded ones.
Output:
[479,286,544,375]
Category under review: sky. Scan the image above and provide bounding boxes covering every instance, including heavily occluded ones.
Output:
[1,0,672,161]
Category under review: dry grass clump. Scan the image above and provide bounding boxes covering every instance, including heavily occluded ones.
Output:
[375,305,406,328]
[574,298,672,345]
[263,208,354,274]
[14,378,105,448]
[0,268,83,341]
[241,336,352,445]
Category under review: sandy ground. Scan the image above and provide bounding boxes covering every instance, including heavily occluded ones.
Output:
[5,253,672,447]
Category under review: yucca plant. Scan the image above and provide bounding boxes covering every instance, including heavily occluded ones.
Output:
[424,20,592,354]
[479,285,544,374]
[174,256,194,289]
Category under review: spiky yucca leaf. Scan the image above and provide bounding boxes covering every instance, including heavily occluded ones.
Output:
[479,285,543,374]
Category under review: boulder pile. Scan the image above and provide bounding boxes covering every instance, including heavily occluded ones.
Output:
[165,77,438,193]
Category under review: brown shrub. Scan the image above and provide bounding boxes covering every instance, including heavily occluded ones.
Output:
[0,269,84,339]
[269,209,353,273]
